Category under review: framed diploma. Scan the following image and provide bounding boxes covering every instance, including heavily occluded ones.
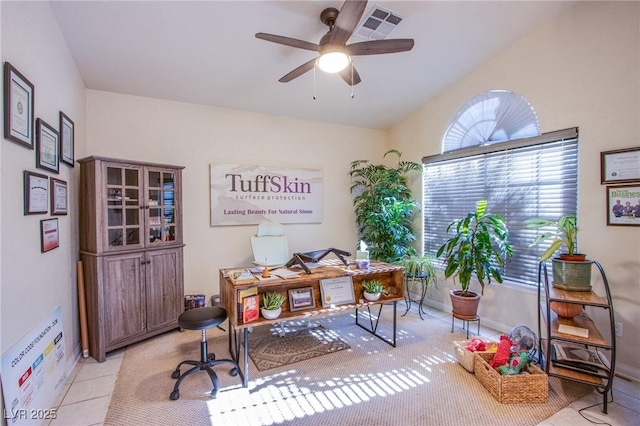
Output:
[51,178,68,216]
[601,147,640,184]
[24,170,49,215]
[320,276,355,307]
[40,218,59,253]
[36,119,60,174]
[3,62,35,149]
[59,111,75,167]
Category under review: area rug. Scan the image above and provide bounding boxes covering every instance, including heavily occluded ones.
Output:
[247,324,351,371]
[104,310,592,426]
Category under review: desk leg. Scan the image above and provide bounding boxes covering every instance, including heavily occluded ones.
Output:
[355,301,397,347]
[228,325,250,388]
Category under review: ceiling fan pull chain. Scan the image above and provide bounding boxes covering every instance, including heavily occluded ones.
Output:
[313,63,317,100]
[350,62,355,99]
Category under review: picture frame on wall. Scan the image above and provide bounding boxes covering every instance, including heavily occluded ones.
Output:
[51,178,68,216]
[288,287,315,311]
[606,185,640,226]
[36,118,60,174]
[59,111,75,167]
[3,62,35,149]
[40,218,59,253]
[24,170,49,215]
[600,147,640,184]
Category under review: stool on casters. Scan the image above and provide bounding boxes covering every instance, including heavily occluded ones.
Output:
[170,306,239,400]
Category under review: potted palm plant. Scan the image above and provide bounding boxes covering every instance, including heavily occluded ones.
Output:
[437,200,512,317]
[349,150,422,263]
[261,291,286,320]
[525,214,592,292]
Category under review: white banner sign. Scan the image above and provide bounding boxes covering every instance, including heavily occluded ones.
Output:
[1,307,67,425]
[210,163,322,226]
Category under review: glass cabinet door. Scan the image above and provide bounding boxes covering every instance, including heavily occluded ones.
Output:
[147,169,177,245]
[105,165,143,249]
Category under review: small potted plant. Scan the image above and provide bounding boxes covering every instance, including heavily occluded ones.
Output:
[361,279,388,302]
[525,214,592,292]
[261,291,286,320]
[437,200,512,317]
[397,254,437,293]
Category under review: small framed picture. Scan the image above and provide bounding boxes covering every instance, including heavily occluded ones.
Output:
[288,287,315,311]
[24,170,49,215]
[606,185,640,226]
[3,62,35,149]
[50,178,68,215]
[40,218,59,252]
[59,111,75,167]
[601,147,640,184]
[36,118,60,174]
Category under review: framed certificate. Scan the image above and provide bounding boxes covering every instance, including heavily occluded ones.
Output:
[601,147,640,184]
[24,170,49,215]
[319,276,355,307]
[3,62,34,149]
[40,218,59,253]
[36,118,60,174]
[51,178,68,216]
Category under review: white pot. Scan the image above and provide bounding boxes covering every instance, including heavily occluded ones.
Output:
[261,307,282,320]
[363,291,381,302]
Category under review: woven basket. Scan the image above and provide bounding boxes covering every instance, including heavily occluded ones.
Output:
[473,352,548,403]
[453,340,498,372]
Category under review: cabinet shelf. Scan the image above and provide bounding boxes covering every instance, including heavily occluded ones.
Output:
[537,260,616,414]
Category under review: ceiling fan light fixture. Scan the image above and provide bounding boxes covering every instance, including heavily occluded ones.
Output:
[317,51,350,73]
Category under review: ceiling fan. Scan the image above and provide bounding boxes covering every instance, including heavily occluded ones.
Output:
[255,0,414,86]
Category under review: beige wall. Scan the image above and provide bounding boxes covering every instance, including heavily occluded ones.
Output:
[85,90,389,297]
[1,1,87,367]
[391,1,640,379]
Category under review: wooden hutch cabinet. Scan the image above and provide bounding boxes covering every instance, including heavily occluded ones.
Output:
[78,156,185,362]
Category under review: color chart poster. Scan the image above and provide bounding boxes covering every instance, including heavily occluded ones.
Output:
[210,163,322,226]
[1,307,67,425]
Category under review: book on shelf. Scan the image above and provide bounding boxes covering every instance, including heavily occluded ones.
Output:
[551,342,610,377]
[237,287,258,323]
[242,294,260,324]
[227,269,256,284]
[557,323,589,338]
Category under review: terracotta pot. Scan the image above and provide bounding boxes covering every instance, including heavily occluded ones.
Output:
[550,301,583,318]
[449,290,481,317]
[558,253,587,261]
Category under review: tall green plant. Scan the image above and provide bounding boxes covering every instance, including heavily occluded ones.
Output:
[524,214,579,261]
[349,150,422,263]
[436,200,512,296]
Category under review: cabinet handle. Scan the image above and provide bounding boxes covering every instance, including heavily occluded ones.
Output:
[139,205,144,209]
[146,260,151,264]
[141,260,145,265]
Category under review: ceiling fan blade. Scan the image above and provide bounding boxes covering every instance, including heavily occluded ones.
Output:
[279,57,318,82]
[256,33,320,52]
[346,39,415,56]
[339,65,362,86]
[330,0,368,45]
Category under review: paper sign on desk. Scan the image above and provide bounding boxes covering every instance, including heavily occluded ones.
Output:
[271,268,300,279]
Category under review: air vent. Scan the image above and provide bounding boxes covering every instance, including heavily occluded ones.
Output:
[354,5,404,41]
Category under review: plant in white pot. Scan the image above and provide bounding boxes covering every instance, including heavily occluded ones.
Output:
[261,291,286,320]
[525,213,591,318]
[437,200,512,317]
[361,279,388,302]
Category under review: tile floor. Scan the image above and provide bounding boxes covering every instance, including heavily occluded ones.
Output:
[47,307,640,426]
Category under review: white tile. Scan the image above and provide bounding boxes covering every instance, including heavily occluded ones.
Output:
[74,357,122,381]
[49,396,110,426]
[62,375,118,405]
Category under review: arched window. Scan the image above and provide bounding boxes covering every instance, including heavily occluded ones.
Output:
[442,90,540,153]
[423,91,577,286]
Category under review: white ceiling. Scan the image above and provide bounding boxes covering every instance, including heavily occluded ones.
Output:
[49,1,575,130]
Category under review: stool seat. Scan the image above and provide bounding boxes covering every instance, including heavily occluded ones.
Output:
[179,306,227,330]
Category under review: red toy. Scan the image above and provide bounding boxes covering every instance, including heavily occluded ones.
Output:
[489,335,514,368]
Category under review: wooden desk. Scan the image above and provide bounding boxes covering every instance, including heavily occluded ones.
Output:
[219,259,404,387]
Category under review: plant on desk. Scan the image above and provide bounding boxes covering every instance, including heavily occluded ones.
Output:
[261,291,286,320]
[361,279,388,302]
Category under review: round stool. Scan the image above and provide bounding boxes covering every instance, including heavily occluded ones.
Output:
[170,307,239,400]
